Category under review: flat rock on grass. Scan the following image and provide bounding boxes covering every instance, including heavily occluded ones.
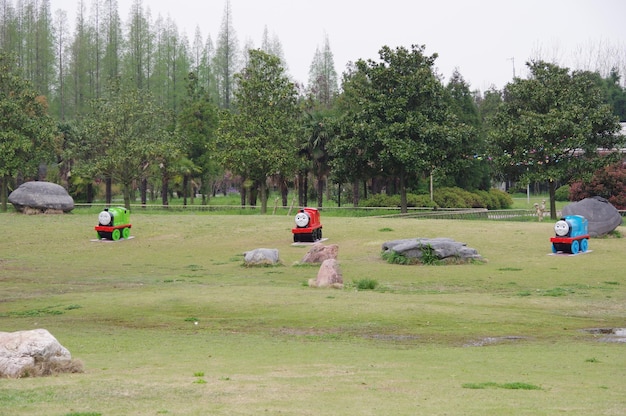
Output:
[382,237,483,263]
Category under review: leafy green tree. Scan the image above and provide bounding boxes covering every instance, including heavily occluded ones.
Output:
[334,45,471,213]
[80,81,177,209]
[330,64,374,207]
[0,52,57,211]
[217,49,300,213]
[489,60,623,219]
[445,70,489,190]
[177,72,219,204]
[299,107,335,208]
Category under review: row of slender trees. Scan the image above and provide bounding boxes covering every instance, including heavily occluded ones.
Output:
[1,0,625,217]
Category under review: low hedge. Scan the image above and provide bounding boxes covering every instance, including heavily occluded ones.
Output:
[360,188,513,209]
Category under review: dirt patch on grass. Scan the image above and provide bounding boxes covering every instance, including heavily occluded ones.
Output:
[463,336,527,347]
[583,328,626,343]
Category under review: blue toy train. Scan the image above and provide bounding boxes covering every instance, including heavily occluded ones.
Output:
[550,215,589,254]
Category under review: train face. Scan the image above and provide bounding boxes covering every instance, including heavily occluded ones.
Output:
[554,215,588,238]
[95,207,132,241]
[550,215,589,254]
[292,208,322,243]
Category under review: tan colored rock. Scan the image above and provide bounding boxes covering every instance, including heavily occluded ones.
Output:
[0,329,74,378]
[301,243,338,263]
[309,259,343,288]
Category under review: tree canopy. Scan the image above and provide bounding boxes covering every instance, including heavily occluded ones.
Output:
[0,52,57,211]
[489,60,623,218]
[333,45,472,213]
[216,49,300,213]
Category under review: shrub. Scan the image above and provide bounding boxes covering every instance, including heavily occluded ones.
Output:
[555,185,570,201]
[360,193,438,208]
[434,187,485,208]
[489,188,513,209]
[569,163,626,209]
[354,278,379,290]
[475,190,499,209]
[382,250,415,265]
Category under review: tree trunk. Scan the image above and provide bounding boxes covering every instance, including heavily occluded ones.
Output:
[260,180,268,214]
[316,175,324,208]
[123,183,131,210]
[399,172,408,214]
[161,174,169,207]
[281,179,288,207]
[337,182,342,207]
[140,178,147,208]
[352,179,360,207]
[105,176,112,205]
[549,179,557,220]
[183,174,189,206]
[87,183,94,204]
[1,176,7,212]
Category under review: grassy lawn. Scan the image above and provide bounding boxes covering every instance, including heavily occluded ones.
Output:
[1,211,625,415]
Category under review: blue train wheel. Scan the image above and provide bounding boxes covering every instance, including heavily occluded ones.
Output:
[580,238,588,252]
[112,229,121,241]
[570,240,579,255]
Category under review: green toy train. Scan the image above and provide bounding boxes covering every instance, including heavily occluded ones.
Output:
[95,207,132,241]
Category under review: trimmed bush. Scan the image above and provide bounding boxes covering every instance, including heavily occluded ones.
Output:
[361,188,513,209]
[489,188,513,209]
[555,185,570,201]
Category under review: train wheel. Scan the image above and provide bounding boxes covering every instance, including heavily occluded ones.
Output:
[122,227,131,239]
[570,240,579,255]
[551,243,558,253]
[112,229,121,241]
[293,234,299,243]
[580,238,588,253]
[318,229,322,240]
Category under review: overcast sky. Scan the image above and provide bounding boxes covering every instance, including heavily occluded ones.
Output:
[49,0,626,91]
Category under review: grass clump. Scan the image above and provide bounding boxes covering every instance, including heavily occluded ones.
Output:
[462,381,542,390]
[353,278,379,290]
[382,250,415,265]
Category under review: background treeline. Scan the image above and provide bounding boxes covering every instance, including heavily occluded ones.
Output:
[1,0,625,213]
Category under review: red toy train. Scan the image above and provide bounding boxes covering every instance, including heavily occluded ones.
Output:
[292,207,323,243]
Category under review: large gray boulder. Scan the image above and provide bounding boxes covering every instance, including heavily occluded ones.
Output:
[561,196,622,237]
[382,237,483,263]
[0,329,75,378]
[8,181,74,213]
[243,248,280,266]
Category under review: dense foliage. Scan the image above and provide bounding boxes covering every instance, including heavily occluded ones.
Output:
[569,163,626,209]
[488,61,623,218]
[1,0,625,212]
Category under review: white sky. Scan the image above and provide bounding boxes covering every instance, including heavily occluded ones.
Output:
[49,0,626,91]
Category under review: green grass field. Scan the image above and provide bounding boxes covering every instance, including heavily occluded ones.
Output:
[1,211,625,415]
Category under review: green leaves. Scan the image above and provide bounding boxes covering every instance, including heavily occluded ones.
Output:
[0,51,57,185]
[216,49,300,213]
